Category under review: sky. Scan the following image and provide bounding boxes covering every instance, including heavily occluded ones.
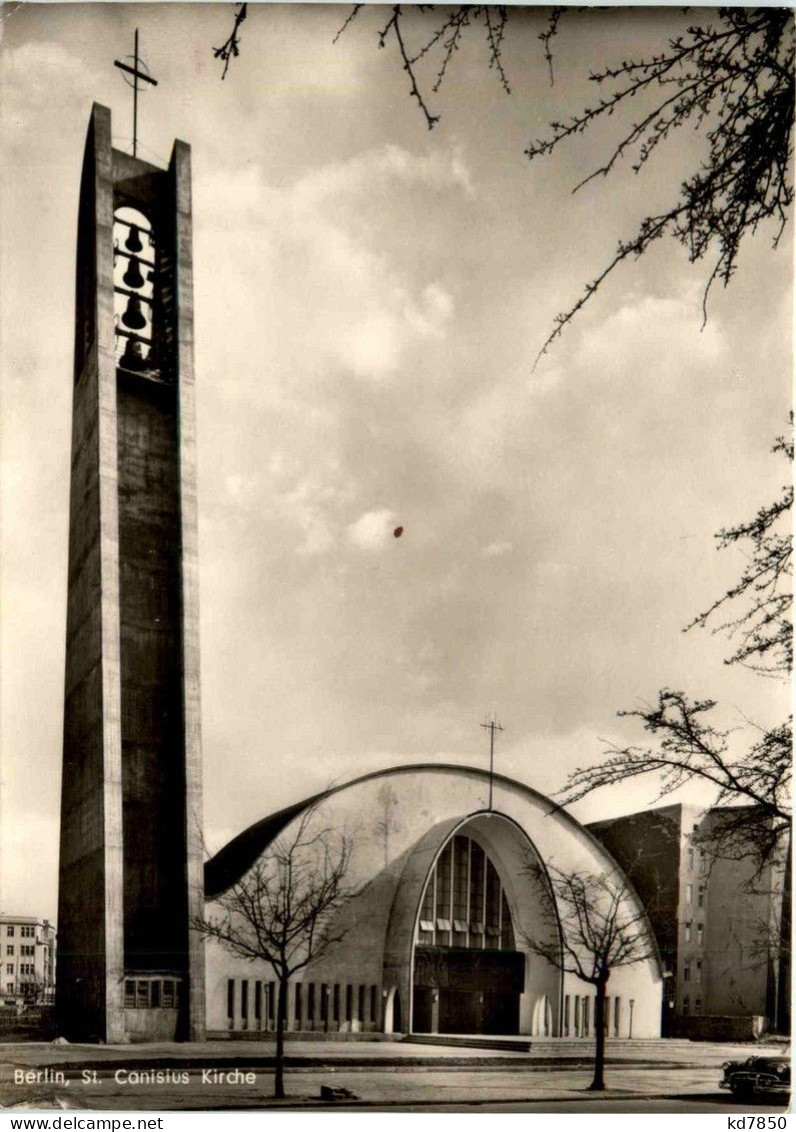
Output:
[0,4,791,921]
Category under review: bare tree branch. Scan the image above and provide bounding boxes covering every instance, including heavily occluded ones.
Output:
[686,422,793,677]
[328,6,793,361]
[193,802,353,1098]
[524,859,657,1090]
[214,2,248,81]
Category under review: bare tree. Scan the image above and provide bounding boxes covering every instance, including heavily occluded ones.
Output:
[562,690,790,868]
[211,5,793,359]
[193,803,353,1099]
[524,861,657,1091]
[686,427,793,679]
[560,427,792,875]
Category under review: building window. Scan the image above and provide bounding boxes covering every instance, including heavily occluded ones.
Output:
[241,980,249,1021]
[685,883,693,905]
[418,868,435,945]
[683,995,690,1016]
[6,964,12,975]
[695,960,702,983]
[683,963,691,982]
[469,843,485,946]
[696,923,704,945]
[583,996,590,1036]
[370,985,377,1025]
[254,982,262,1023]
[452,836,469,946]
[485,859,501,944]
[6,946,13,956]
[333,984,340,1023]
[695,998,702,1014]
[563,995,570,1037]
[227,978,235,1020]
[6,983,12,993]
[697,884,705,908]
[344,984,352,1024]
[6,927,13,938]
[684,921,692,943]
[121,978,181,1014]
[418,834,516,953]
[574,996,581,1037]
[436,842,453,942]
[614,996,620,1037]
[500,892,515,950]
[295,983,303,1024]
[358,984,365,1025]
[687,848,694,870]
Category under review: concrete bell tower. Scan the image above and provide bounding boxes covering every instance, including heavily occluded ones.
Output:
[57,101,205,1043]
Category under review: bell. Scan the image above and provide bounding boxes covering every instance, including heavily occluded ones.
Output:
[119,337,146,371]
[122,295,147,331]
[123,255,145,290]
[125,224,144,253]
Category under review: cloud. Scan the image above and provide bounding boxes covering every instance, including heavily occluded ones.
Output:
[195,143,468,383]
[293,143,475,205]
[347,508,398,551]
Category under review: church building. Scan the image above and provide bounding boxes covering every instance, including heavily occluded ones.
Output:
[57,97,664,1044]
[202,765,664,1039]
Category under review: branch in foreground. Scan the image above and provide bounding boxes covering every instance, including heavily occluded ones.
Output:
[558,690,791,872]
[214,2,248,81]
[528,8,794,363]
[685,424,793,676]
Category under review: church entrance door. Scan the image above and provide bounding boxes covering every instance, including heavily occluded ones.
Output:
[412,947,524,1035]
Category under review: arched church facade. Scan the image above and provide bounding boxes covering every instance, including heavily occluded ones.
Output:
[203,764,663,1039]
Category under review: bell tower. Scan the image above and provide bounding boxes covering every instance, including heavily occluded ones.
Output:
[57,100,205,1042]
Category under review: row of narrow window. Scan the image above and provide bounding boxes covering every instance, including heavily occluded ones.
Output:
[123,977,181,1009]
[227,980,379,1029]
[4,926,35,938]
[417,835,515,951]
[562,994,624,1038]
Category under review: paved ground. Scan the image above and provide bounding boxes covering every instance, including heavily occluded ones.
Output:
[0,1038,789,1113]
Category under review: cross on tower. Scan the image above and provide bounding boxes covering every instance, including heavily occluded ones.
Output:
[114,29,158,158]
[480,714,504,812]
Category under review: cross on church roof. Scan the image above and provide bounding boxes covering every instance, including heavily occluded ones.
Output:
[114,28,158,159]
[481,714,504,812]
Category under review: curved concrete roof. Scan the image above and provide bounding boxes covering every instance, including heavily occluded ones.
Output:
[205,762,592,899]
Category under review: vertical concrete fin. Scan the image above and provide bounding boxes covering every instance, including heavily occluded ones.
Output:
[170,137,206,1040]
[57,102,124,1044]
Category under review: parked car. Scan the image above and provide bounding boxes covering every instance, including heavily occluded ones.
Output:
[720,1054,790,1103]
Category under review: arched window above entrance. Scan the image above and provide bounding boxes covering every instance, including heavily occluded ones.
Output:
[416,834,516,951]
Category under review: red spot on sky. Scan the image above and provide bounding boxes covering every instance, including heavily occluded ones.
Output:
[394,526,403,538]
